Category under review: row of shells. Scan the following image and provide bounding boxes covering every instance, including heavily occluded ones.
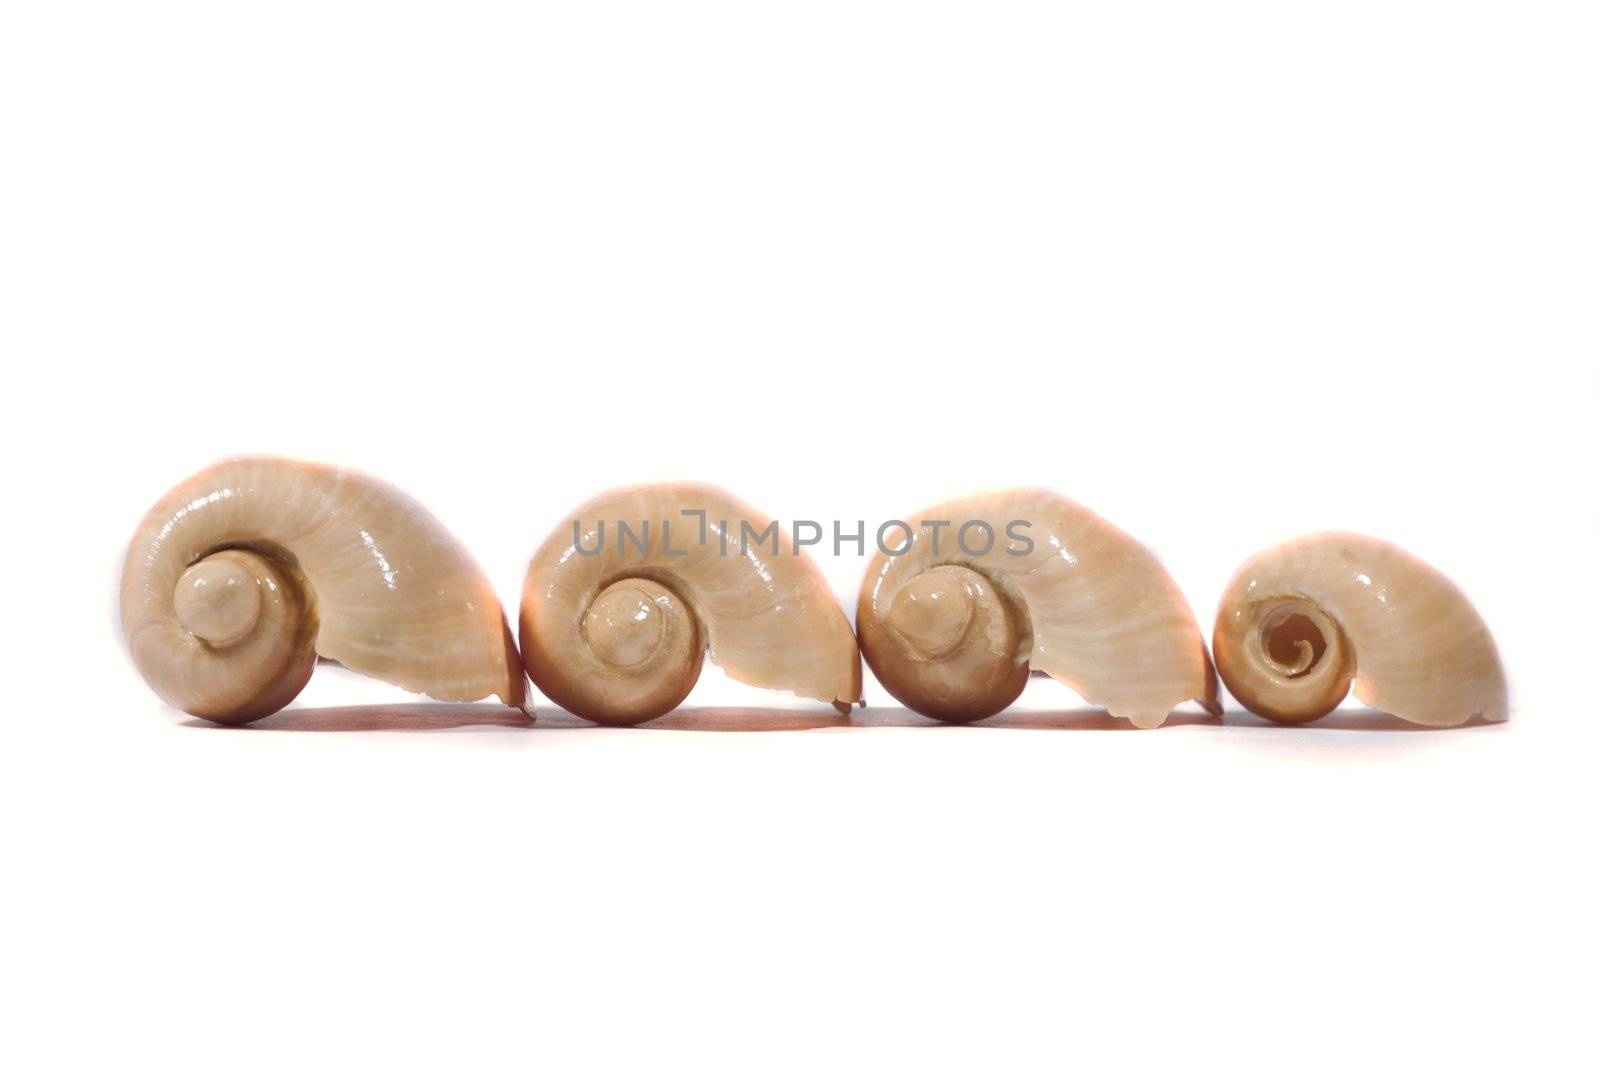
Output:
[122,457,1508,728]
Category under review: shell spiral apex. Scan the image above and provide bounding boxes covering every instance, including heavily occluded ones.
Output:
[1212,533,1507,726]
[856,489,1217,727]
[120,456,526,724]
[519,483,862,725]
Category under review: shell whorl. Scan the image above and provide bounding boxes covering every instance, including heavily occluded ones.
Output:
[132,546,320,724]
[553,575,707,725]
[520,483,862,725]
[858,563,1029,722]
[1211,595,1355,724]
[1212,533,1508,726]
[857,490,1216,727]
[121,457,525,724]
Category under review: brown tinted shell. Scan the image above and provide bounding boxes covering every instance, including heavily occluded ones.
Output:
[121,457,525,724]
[857,489,1216,726]
[1213,533,1507,725]
[520,483,862,725]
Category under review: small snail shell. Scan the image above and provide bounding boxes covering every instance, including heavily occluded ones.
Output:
[520,484,862,725]
[857,489,1217,727]
[121,457,526,724]
[1213,533,1507,726]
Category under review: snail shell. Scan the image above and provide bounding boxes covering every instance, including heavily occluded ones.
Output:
[857,489,1217,727]
[520,483,862,725]
[121,457,525,724]
[1213,533,1507,725]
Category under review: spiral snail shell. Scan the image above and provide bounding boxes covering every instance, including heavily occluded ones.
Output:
[121,457,525,724]
[519,484,862,725]
[856,490,1217,727]
[1213,533,1507,725]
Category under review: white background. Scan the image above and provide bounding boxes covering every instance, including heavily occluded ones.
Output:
[3,2,1596,1064]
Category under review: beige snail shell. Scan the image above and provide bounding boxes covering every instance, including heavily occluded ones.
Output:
[856,489,1218,727]
[121,456,525,725]
[1212,533,1507,726]
[520,483,862,725]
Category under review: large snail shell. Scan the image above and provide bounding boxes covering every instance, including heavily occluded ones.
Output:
[857,489,1217,727]
[1213,533,1507,726]
[520,483,862,725]
[121,457,525,724]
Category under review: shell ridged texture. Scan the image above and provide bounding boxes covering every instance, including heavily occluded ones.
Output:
[121,457,525,724]
[520,483,862,725]
[1213,533,1507,725]
[857,489,1216,727]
